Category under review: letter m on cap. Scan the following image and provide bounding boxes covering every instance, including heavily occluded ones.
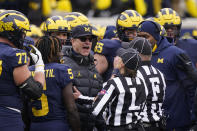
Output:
[157,58,164,63]
[85,27,90,32]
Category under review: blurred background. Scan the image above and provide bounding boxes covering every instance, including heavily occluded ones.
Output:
[0,0,197,37]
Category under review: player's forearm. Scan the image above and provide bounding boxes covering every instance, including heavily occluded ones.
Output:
[67,109,81,131]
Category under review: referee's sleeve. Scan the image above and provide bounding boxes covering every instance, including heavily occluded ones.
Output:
[92,81,116,116]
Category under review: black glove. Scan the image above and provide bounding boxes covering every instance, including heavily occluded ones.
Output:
[177,53,197,83]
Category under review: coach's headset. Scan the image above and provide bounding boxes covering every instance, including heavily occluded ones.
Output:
[138,20,167,52]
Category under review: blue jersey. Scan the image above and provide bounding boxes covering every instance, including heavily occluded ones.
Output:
[94,39,121,81]
[29,63,74,122]
[0,42,27,110]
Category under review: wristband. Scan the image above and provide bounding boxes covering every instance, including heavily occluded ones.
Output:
[35,64,45,73]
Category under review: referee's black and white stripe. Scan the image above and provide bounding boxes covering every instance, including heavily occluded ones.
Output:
[137,63,166,123]
[92,76,147,126]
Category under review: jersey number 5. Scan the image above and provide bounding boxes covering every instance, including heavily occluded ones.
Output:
[68,68,74,79]
[32,82,49,117]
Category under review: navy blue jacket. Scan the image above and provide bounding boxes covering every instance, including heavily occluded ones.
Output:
[151,37,195,129]
[176,38,197,66]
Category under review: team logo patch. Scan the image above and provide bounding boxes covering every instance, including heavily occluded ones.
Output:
[157,58,164,63]
[84,27,90,32]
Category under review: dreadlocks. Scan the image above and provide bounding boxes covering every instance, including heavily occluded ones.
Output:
[35,36,62,64]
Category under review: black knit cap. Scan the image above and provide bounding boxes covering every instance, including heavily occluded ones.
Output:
[116,48,141,71]
[122,37,152,55]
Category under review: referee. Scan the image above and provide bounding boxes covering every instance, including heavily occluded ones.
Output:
[92,48,147,131]
[123,37,166,131]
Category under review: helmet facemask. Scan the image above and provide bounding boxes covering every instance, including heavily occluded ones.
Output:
[116,10,143,42]
[44,16,71,46]
[155,8,182,44]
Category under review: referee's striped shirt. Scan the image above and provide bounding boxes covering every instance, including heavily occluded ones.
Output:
[92,76,147,126]
[137,61,166,123]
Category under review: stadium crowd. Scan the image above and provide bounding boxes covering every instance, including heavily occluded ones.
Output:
[1,1,197,131]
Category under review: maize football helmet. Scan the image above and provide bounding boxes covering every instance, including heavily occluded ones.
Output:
[26,24,43,38]
[64,12,90,29]
[116,10,143,42]
[44,15,71,33]
[0,10,30,49]
[44,15,71,45]
[155,8,182,40]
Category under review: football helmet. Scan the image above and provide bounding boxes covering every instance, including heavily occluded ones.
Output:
[155,8,182,39]
[44,15,71,33]
[64,12,90,29]
[0,10,30,49]
[44,15,71,45]
[116,10,143,42]
[91,24,106,40]
[26,24,43,39]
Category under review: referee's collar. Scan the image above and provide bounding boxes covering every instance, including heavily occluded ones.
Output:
[141,61,151,66]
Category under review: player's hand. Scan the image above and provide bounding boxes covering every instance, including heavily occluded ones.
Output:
[29,45,44,72]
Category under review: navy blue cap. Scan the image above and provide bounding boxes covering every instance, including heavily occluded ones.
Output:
[95,39,121,56]
[72,25,95,38]
[138,21,161,42]
[94,39,121,69]
[104,25,117,39]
